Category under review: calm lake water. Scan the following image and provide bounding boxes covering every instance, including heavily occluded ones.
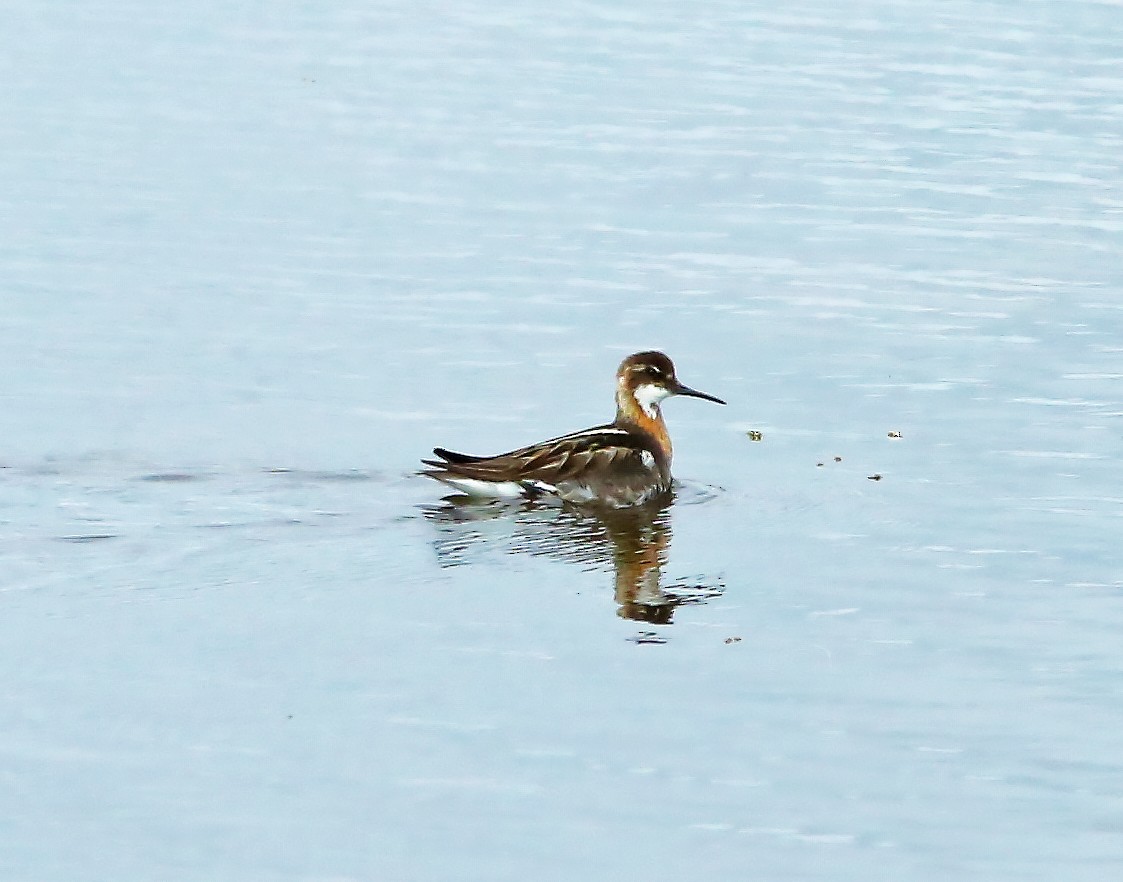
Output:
[3,1,1122,879]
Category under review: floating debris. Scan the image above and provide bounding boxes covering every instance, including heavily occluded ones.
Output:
[888,430,902,439]
[834,456,842,462]
[747,430,763,442]
[868,473,883,481]
[724,636,742,645]
[628,631,668,645]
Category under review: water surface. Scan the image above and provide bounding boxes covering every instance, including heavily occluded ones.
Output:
[2,1,1121,880]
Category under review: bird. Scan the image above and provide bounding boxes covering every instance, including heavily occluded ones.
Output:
[421,351,724,508]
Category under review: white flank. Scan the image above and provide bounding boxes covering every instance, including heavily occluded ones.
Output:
[440,478,529,499]
[633,383,672,418]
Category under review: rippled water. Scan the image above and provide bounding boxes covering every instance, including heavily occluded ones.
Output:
[3,1,1122,879]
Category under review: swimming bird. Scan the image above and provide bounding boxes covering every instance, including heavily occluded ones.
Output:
[422,351,724,507]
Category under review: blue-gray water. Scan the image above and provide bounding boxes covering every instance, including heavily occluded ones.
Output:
[2,1,1121,879]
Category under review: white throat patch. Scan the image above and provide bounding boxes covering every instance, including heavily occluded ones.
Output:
[633,383,672,418]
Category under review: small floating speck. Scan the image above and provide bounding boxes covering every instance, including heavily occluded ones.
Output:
[888,430,902,439]
[746,430,763,442]
[724,636,742,645]
[868,473,883,481]
[834,456,842,462]
[57,534,118,543]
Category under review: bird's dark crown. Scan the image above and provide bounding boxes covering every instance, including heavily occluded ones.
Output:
[617,351,678,389]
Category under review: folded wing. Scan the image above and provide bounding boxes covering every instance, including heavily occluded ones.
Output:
[422,426,663,504]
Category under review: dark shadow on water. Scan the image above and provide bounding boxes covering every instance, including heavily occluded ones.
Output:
[264,468,382,482]
[138,472,208,483]
[135,468,383,483]
[422,489,723,625]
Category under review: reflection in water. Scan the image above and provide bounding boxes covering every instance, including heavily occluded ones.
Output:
[422,492,723,624]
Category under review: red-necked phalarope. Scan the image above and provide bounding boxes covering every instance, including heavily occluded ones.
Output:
[422,351,725,507]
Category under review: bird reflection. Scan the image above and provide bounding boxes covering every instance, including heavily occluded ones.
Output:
[422,491,723,624]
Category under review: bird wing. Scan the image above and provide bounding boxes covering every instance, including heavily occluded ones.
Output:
[422,425,656,488]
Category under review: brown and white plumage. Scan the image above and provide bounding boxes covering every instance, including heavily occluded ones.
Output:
[422,351,724,508]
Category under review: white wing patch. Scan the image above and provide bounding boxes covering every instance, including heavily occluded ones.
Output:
[561,427,631,440]
[640,450,656,469]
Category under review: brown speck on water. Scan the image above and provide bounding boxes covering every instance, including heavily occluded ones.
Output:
[868,473,883,481]
[834,456,842,462]
[888,430,902,438]
[747,430,763,442]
